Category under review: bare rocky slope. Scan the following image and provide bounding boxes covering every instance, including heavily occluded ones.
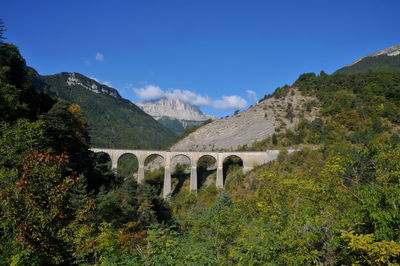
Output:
[170,87,319,151]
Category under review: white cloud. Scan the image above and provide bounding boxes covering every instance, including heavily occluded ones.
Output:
[134,85,165,99]
[95,52,104,61]
[246,89,257,104]
[166,89,211,106]
[133,85,248,110]
[213,95,247,110]
[103,81,112,87]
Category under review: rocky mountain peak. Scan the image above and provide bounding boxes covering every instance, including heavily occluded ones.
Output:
[136,97,216,121]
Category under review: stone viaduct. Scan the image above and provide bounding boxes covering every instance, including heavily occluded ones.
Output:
[90,148,298,198]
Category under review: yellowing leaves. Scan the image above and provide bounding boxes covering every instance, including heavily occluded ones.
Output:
[341,231,400,265]
[68,104,86,127]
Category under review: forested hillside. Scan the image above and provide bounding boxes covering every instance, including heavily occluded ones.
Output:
[1,22,399,265]
[34,71,177,149]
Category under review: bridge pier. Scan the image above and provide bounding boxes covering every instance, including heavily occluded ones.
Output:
[111,158,118,172]
[243,161,253,174]
[216,154,224,188]
[138,165,144,183]
[190,161,197,191]
[138,161,145,183]
[109,149,119,172]
[163,154,171,198]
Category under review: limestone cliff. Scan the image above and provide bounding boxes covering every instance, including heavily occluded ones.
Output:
[137,98,216,134]
[137,98,215,121]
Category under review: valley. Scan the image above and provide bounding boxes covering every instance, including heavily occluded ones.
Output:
[1,15,400,265]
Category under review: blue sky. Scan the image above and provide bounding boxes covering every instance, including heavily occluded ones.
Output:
[2,0,399,117]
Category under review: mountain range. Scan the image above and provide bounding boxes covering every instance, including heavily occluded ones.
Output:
[28,43,400,151]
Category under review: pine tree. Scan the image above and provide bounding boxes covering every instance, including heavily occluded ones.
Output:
[0,19,6,41]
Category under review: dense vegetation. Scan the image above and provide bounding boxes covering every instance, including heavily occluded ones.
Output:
[335,53,400,74]
[36,70,177,149]
[1,22,399,265]
[0,29,171,264]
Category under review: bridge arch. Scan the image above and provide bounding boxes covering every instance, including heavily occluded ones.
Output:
[222,154,244,187]
[197,154,217,189]
[170,154,191,195]
[144,153,166,195]
[93,151,113,172]
[144,152,164,162]
[171,153,191,165]
[117,153,139,179]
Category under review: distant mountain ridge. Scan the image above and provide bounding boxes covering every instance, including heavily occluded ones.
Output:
[137,98,216,134]
[336,44,400,74]
[32,71,177,149]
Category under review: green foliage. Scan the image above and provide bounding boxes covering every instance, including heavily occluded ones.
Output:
[95,176,172,228]
[285,102,295,122]
[0,43,54,122]
[145,167,165,195]
[41,101,92,172]
[272,133,278,145]
[294,70,400,143]
[260,84,291,102]
[0,119,47,169]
